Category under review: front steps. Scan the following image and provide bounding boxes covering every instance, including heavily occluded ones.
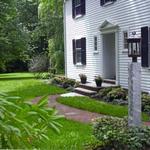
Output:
[74,87,97,96]
[74,82,118,97]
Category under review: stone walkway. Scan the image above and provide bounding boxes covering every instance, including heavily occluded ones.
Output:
[32,95,150,125]
[32,95,102,123]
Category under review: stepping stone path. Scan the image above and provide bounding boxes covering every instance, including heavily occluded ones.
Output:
[32,94,150,125]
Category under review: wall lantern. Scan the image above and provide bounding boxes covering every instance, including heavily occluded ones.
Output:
[127,38,141,62]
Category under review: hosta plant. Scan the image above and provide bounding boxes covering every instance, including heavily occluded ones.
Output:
[0,92,63,149]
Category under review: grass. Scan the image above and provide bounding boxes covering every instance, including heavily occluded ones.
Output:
[39,118,93,150]
[0,73,66,101]
[0,73,93,149]
[57,96,149,121]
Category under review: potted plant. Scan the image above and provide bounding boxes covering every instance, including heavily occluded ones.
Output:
[95,75,103,87]
[79,74,87,84]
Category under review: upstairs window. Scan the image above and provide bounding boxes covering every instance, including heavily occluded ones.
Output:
[100,0,116,6]
[72,38,86,65]
[72,0,86,18]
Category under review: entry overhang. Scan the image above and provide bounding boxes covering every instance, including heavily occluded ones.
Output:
[99,20,119,34]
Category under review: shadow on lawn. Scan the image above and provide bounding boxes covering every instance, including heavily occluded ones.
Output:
[0,77,35,81]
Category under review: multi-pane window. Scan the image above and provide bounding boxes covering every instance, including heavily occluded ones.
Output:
[75,39,82,63]
[100,0,116,6]
[94,36,98,51]
[123,31,128,49]
[72,38,86,65]
[72,0,85,18]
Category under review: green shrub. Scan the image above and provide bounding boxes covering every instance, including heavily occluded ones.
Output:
[93,116,150,150]
[0,92,63,149]
[98,87,113,100]
[142,93,150,114]
[34,72,51,79]
[107,88,127,101]
[51,76,76,89]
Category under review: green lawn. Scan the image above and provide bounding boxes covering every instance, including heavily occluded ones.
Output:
[57,96,149,121]
[39,118,92,150]
[0,73,66,101]
[0,73,93,149]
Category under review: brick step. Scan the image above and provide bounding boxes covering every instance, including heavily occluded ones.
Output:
[79,83,102,92]
[74,87,97,97]
[103,79,116,84]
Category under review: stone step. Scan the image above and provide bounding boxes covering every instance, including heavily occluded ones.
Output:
[103,79,116,84]
[74,87,97,96]
[79,83,102,92]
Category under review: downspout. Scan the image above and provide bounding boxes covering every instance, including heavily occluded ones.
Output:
[63,0,67,77]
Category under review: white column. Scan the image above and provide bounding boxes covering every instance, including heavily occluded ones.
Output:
[128,62,141,127]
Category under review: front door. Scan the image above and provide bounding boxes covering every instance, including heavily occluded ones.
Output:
[103,33,116,80]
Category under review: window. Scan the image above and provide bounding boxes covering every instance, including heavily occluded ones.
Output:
[100,0,116,6]
[72,0,85,18]
[123,31,128,49]
[94,36,98,51]
[72,38,86,65]
[75,39,82,63]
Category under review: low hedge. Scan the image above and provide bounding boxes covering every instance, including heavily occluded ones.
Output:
[51,76,77,89]
[93,116,150,150]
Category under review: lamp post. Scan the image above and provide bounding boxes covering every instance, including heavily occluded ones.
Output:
[127,37,142,127]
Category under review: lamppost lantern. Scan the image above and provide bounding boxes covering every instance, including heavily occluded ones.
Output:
[127,38,141,62]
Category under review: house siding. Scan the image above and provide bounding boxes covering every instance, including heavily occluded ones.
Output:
[64,0,150,92]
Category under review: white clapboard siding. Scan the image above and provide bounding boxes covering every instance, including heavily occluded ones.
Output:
[64,0,150,92]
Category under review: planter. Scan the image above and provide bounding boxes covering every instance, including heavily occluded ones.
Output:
[95,75,103,87]
[95,80,102,87]
[81,78,87,84]
[79,74,87,84]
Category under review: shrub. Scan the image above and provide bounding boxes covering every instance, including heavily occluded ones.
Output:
[142,93,150,114]
[0,93,62,149]
[93,116,150,150]
[51,76,76,89]
[98,87,113,100]
[33,72,51,79]
[106,88,127,101]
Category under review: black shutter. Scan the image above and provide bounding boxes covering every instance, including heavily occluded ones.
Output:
[72,39,76,64]
[72,0,75,18]
[81,38,86,65]
[100,0,105,6]
[81,0,86,15]
[141,26,149,67]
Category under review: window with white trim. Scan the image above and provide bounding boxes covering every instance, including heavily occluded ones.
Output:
[100,0,116,6]
[75,39,82,63]
[72,0,85,18]
[123,31,128,49]
[94,36,98,51]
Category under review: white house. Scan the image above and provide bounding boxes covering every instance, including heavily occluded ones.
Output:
[63,0,150,92]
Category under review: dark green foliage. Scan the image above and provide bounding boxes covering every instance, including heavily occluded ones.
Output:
[93,116,150,150]
[98,87,113,100]
[106,88,127,101]
[142,93,150,114]
[52,76,76,88]
[0,92,63,149]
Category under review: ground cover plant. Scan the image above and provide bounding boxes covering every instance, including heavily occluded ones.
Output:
[57,96,149,121]
[92,116,150,150]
